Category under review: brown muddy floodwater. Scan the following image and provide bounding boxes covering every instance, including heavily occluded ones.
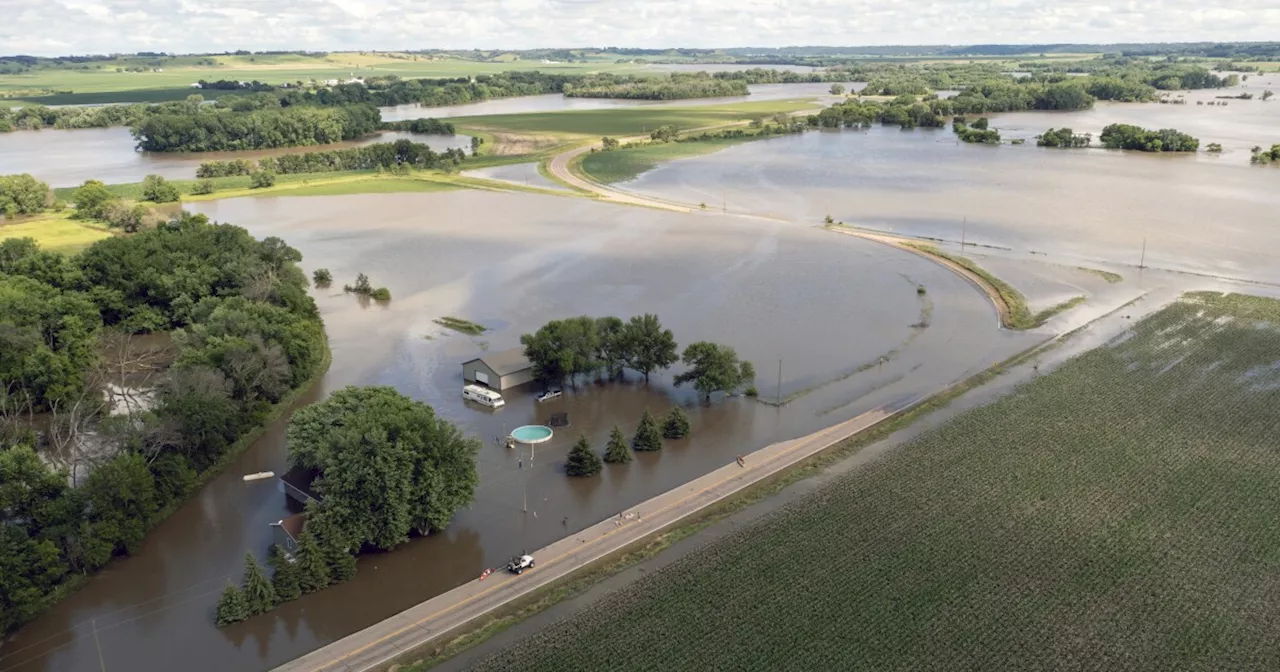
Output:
[623,80,1280,286]
[0,129,471,188]
[0,190,1037,672]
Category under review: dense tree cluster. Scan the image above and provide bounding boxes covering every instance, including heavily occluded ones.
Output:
[1251,145,1280,164]
[565,73,749,100]
[378,118,456,134]
[863,75,932,96]
[131,103,381,152]
[195,140,465,178]
[1099,124,1199,152]
[1037,128,1092,148]
[286,386,479,551]
[953,117,1002,144]
[813,97,943,130]
[673,342,756,401]
[0,214,324,636]
[0,173,54,216]
[520,314,678,388]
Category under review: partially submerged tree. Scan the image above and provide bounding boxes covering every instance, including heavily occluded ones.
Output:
[520,316,599,388]
[663,407,691,439]
[287,386,480,550]
[215,582,249,627]
[294,530,332,593]
[241,552,277,615]
[267,544,301,602]
[674,342,756,402]
[632,410,663,452]
[603,425,632,464]
[565,434,602,477]
[312,268,332,286]
[622,314,678,381]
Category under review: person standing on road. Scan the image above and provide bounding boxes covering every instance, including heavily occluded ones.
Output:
[736,455,746,468]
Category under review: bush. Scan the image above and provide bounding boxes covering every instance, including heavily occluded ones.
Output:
[191,179,216,195]
[370,287,391,301]
[249,171,276,189]
[141,175,180,203]
[632,409,663,451]
[663,407,690,439]
[312,268,332,286]
[566,434,603,477]
[744,385,760,398]
[1206,143,1224,153]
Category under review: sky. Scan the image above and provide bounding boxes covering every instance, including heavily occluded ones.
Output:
[1,0,1277,57]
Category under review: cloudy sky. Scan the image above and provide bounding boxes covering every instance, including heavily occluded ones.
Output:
[2,0,1275,56]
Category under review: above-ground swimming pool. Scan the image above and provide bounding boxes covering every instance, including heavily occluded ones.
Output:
[510,425,554,444]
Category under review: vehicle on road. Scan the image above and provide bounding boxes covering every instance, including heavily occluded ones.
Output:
[535,388,562,402]
[507,554,535,574]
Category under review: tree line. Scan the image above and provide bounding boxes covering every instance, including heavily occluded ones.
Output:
[1037,128,1092,148]
[130,103,381,152]
[0,214,326,635]
[519,314,756,401]
[1251,145,1280,164]
[564,73,749,100]
[219,385,479,625]
[953,117,1001,144]
[1098,124,1199,152]
[565,406,692,477]
[195,140,466,177]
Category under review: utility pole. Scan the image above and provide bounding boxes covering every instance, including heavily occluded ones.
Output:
[1139,236,1147,269]
[961,216,967,249]
[776,359,782,405]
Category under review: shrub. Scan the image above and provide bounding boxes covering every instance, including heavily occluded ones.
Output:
[141,175,180,203]
[312,268,332,286]
[191,179,216,195]
[370,287,391,301]
[249,171,276,189]
[744,385,760,397]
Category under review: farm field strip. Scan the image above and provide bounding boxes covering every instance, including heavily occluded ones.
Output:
[473,291,1280,672]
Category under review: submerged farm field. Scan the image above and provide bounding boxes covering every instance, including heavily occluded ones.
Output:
[477,292,1280,672]
[449,100,816,138]
[579,137,755,184]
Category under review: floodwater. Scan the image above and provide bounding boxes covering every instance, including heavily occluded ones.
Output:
[462,162,569,192]
[622,97,1280,286]
[0,191,1034,672]
[380,82,861,120]
[0,130,472,188]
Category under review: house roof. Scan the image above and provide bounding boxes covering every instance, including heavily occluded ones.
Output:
[464,347,532,376]
[280,464,322,502]
[275,513,307,541]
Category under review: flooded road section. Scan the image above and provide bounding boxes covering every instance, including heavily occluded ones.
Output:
[1,191,1036,672]
[622,105,1280,286]
[0,129,471,188]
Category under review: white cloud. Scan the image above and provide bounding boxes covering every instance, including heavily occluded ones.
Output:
[0,0,1276,56]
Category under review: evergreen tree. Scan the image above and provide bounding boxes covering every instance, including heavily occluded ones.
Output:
[215,582,249,627]
[603,425,632,464]
[663,407,691,439]
[325,539,358,583]
[267,544,301,602]
[241,552,277,615]
[295,530,332,593]
[565,434,603,477]
[632,410,663,451]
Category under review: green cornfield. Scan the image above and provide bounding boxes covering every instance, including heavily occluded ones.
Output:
[475,292,1280,672]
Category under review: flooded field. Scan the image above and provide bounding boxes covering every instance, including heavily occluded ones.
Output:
[622,107,1280,285]
[0,129,471,188]
[0,191,1034,672]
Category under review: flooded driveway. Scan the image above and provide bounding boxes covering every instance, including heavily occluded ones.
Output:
[1,191,1030,672]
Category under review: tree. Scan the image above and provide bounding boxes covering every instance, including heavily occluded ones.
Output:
[520,317,599,388]
[343,272,372,294]
[141,175,180,203]
[240,552,277,615]
[601,136,619,151]
[287,386,480,550]
[0,174,52,216]
[565,434,602,477]
[829,83,846,96]
[632,409,663,452]
[650,125,679,142]
[663,407,691,439]
[215,582,250,626]
[294,530,331,593]
[470,135,482,156]
[312,268,332,286]
[305,504,358,583]
[71,179,115,219]
[250,171,276,189]
[1262,90,1274,102]
[595,316,626,378]
[673,342,756,402]
[603,425,631,464]
[267,544,301,602]
[621,314,678,381]
[191,179,216,196]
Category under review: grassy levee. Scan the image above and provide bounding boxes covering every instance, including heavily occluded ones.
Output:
[445,99,817,138]
[469,292,1280,672]
[579,137,755,184]
[0,212,114,253]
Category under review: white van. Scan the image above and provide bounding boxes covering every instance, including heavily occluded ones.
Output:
[463,384,505,408]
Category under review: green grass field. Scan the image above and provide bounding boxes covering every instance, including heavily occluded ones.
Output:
[51,170,461,203]
[450,100,818,138]
[0,53,645,103]
[579,137,757,183]
[0,213,113,254]
[475,291,1280,672]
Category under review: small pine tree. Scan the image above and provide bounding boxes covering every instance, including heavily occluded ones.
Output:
[267,544,301,602]
[324,539,357,583]
[603,425,632,464]
[241,552,277,615]
[566,434,603,477]
[632,409,663,452]
[215,582,249,627]
[663,407,690,439]
[295,530,332,593]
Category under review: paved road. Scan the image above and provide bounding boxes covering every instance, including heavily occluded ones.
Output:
[275,406,898,672]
